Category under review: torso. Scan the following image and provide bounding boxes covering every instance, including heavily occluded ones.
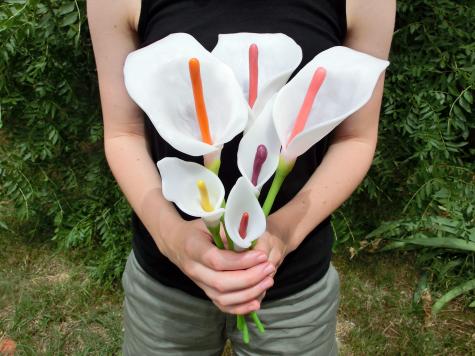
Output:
[130,0,347,300]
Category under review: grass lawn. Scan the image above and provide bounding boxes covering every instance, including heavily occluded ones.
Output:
[1,232,474,355]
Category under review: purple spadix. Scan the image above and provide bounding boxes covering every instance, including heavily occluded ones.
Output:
[251,144,268,186]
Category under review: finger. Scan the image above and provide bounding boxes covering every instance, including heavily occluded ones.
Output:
[268,248,285,273]
[193,280,261,314]
[257,291,267,303]
[253,238,284,273]
[215,277,274,307]
[194,262,275,293]
[219,224,229,249]
[218,299,261,315]
[197,246,268,271]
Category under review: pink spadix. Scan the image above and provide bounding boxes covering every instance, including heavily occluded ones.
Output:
[251,144,268,186]
[239,212,249,239]
[287,67,327,146]
[248,43,258,108]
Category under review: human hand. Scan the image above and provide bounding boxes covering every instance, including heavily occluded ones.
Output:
[252,215,294,301]
[158,219,276,314]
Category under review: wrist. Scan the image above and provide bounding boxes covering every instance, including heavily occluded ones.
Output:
[138,186,183,255]
[155,213,184,259]
[267,213,298,255]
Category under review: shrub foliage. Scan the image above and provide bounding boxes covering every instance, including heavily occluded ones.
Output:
[334,0,475,312]
[0,0,130,283]
[1,1,474,307]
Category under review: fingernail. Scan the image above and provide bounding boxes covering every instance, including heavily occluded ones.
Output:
[250,301,260,311]
[255,253,267,263]
[264,264,275,274]
[261,278,274,289]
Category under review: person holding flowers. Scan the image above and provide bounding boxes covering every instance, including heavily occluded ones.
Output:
[87,0,395,354]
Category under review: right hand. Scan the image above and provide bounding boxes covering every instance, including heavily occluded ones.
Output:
[158,219,275,315]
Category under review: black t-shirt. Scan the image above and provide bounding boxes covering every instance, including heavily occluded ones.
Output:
[131,0,347,301]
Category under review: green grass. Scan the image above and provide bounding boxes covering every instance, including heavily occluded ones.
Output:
[0,235,123,355]
[1,232,474,355]
[334,252,475,355]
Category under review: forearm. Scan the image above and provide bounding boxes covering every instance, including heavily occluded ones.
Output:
[104,134,182,250]
[269,135,377,251]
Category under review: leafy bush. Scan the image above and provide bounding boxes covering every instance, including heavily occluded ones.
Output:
[334,0,475,312]
[1,0,474,309]
[0,0,130,284]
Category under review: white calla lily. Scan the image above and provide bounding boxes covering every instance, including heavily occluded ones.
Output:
[225,177,266,251]
[156,157,225,226]
[124,33,249,157]
[237,96,281,192]
[212,33,302,123]
[273,46,390,162]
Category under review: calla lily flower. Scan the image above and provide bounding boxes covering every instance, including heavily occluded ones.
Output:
[224,177,266,251]
[273,46,390,163]
[124,33,249,158]
[156,157,225,227]
[237,97,281,192]
[212,33,302,124]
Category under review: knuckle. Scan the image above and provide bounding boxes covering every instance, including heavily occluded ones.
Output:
[183,240,195,257]
[212,300,225,311]
[213,280,225,293]
[204,251,221,270]
[215,295,227,307]
[209,257,220,270]
[184,262,197,279]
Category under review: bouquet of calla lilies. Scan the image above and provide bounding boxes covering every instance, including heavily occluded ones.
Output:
[124,32,389,343]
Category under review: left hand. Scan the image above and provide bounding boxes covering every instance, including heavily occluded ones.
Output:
[252,216,295,301]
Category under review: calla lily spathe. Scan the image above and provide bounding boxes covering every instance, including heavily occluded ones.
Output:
[224,177,266,251]
[124,33,249,157]
[237,96,281,192]
[212,33,302,125]
[273,46,390,162]
[156,157,225,226]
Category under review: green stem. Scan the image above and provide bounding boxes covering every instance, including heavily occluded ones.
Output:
[216,190,266,340]
[236,314,244,331]
[207,224,224,250]
[223,224,234,251]
[245,158,296,335]
[206,159,221,175]
[241,315,250,344]
[262,157,295,217]
[250,311,265,333]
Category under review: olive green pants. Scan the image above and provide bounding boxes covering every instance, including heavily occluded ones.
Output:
[122,251,339,355]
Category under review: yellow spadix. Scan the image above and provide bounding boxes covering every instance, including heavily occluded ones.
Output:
[197,180,213,212]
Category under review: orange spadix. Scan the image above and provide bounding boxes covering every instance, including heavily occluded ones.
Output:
[287,67,327,146]
[189,58,212,145]
[197,179,213,212]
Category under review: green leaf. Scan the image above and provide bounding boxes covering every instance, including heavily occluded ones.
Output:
[61,12,78,27]
[453,105,466,121]
[413,272,429,305]
[58,3,76,16]
[0,221,9,230]
[462,90,473,104]
[459,96,472,113]
[432,279,475,315]
[395,237,475,253]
